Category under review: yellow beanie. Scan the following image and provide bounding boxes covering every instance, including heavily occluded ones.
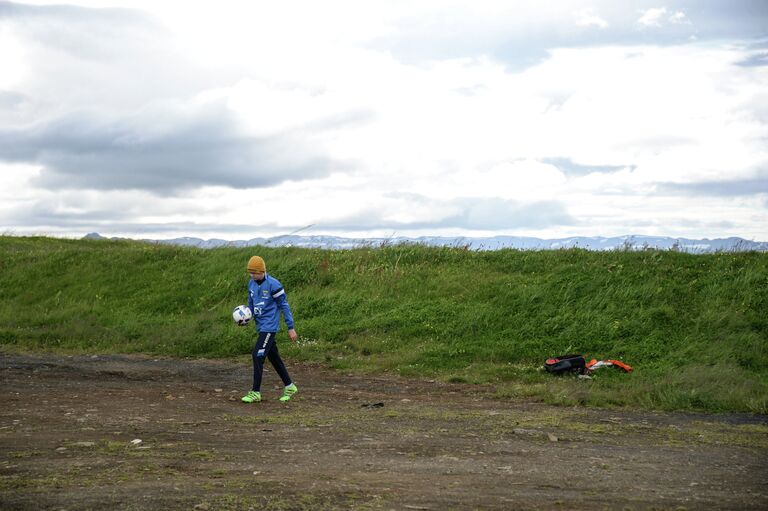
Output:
[247,256,266,273]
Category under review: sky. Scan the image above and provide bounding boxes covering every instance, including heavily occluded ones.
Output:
[0,0,767,241]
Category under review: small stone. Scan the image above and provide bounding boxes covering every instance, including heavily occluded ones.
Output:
[130,439,142,445]
[214,388,223,393]
[513,428,544,437]
[548,433,559,442]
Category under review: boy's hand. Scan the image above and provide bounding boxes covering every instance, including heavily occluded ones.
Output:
[288,329,298,342]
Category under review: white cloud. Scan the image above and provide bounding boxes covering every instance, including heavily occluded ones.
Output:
[669,10,689,24]
[638,7,668,27]
[0,1,766,241]
[575,9,608,29]
[637,7,692,28]
[0,27,26,89]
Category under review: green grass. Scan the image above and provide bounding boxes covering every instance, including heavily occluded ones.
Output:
[1,235,766,413]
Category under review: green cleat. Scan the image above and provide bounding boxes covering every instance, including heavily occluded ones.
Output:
[241,390,261,403]
[279,383,298,402]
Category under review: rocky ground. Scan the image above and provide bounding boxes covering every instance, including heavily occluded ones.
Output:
[1,351,767,510]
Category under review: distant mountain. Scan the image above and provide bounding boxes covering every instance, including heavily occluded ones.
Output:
[82,232,768,252]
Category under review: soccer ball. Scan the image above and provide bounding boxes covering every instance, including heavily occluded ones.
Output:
[232,305,252,326]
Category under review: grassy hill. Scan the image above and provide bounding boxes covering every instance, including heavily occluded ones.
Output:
[1,235,766,413]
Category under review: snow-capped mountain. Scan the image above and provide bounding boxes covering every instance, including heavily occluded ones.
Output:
[82,233,768,252]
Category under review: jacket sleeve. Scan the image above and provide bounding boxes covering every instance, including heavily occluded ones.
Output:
[271,283,295,330]
[247,282,254,315]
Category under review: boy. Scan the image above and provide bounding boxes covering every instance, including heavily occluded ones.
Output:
[240,255,299,403]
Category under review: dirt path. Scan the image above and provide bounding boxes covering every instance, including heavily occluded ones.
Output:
[1,351,766,510]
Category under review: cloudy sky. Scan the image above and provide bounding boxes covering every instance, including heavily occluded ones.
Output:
[1,0,766,241]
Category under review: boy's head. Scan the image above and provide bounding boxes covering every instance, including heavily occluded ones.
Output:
[247,256,266,279]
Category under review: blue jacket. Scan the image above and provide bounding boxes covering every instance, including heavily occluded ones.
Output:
[248,274,295,333]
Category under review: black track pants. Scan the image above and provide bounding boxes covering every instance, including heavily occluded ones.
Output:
[251,331,292,391]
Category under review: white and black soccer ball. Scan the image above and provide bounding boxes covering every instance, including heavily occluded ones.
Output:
[232,305,252,326]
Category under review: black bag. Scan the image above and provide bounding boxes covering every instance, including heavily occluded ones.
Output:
[544,354,587,375]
